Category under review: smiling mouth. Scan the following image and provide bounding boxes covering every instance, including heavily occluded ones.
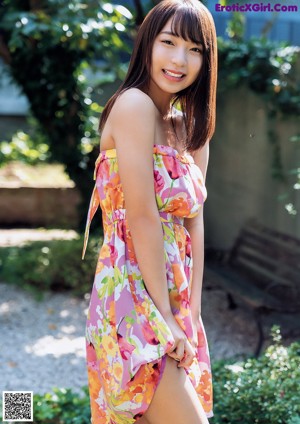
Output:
[163,69,186,78]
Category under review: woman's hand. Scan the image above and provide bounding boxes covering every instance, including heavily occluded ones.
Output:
[164,313,195,368]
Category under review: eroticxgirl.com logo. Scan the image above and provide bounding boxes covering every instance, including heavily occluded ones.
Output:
[215,2,298,11]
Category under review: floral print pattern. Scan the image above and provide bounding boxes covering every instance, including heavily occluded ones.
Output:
[82,144,213,423]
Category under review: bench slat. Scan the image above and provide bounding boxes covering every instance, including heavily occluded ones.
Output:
[242,224,300,255]
[234,255,296,287]
[204,266,285,311]
[237,234,300,263]
[207,219,300,313]
[233,244,300,284]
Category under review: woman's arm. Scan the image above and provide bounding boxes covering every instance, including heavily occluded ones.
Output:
[109,88,195,367]
[184,141,210,319]
[109,88,172,318]
[185,209,205,318]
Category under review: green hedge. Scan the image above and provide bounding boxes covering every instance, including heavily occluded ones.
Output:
[0,235,101,300]
[0,330,299,423]
[0,130,50,166]
[1,239,299,422]
[211,328,300,423]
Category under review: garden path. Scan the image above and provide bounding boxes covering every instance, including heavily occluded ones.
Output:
[0,228,283,397]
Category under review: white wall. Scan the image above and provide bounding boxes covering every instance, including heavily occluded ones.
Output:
[205,85,300,250]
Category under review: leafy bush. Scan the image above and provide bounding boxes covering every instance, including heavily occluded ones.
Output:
[30,386,91,424]
[0,234,102,300]
[211,328,300,424]
[0,130,50,166]
[0,386,91,424]
[0,329,298,424]
[0,1,133,228]
[218,37,300,115]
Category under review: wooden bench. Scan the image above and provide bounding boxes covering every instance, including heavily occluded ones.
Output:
[204,219,300,354]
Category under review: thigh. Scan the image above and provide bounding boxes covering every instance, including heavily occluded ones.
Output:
[142,355,209,424]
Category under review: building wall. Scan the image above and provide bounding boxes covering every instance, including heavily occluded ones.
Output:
[205,85,300,250]
[1,85,299,243]
[1,49,299,248]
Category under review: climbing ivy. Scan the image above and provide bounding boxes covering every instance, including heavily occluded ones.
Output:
[218,37,300,116]
[0,0,134,228]
[0,1,299,219]
[217,35,300,212]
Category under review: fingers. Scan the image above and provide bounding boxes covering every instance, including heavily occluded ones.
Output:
[167,339,196,368]
[168,339,184,360]
[176,339,185,360]
[164,315,197,368]
[178,340,195,368]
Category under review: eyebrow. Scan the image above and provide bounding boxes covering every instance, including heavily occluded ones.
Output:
[160,30,177,36]
[159,30,203,45]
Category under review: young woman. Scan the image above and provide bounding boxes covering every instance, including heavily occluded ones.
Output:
[82,0,217,423]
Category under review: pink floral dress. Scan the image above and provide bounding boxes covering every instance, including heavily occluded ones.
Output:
[82,144,213,423]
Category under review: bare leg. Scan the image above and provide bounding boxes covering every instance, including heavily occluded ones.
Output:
[141,355,209,424]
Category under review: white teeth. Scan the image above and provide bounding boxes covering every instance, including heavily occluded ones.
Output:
[164,70,184,78]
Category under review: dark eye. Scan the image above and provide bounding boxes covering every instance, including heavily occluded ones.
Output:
[191,47,203,53]
[162,40,174,45]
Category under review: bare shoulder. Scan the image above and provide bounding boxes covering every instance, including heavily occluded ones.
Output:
[109,88,158,157]
[101,88,157,151]
[110,88,157,123]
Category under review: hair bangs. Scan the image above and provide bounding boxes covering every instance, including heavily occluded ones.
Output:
[100,0,217,150]
[170,6,204,47]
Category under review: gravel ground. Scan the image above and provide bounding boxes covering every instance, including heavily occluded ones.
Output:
[0,229,260,398]
[0,283,259,398]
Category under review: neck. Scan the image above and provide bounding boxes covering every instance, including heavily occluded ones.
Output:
[144,82,173,118]
[155,101,172,118]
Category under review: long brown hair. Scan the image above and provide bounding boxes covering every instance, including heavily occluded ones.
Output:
[99,0,217,152]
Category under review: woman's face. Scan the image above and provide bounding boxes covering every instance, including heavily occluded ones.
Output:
[150,17,203,96]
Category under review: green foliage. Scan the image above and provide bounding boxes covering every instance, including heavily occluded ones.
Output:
[0,330,298,424]
[0,386,91,424]
[226,12,246,41]
[0,2,299,218]
[218,37,300,116]
[0,235,102,300]
[31,386,91,424]
[218,36,300,208]
[211,327,300,423]
[288,417,300,424]
[0,0,134,227]
[0,129,50,165]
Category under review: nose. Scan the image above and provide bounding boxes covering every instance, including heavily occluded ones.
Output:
[171,47,187,68]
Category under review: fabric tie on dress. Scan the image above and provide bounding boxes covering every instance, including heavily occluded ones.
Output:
[82,155,102,260]
[81,184,99,260]
[105,209,184,227]
[82,201,185,260]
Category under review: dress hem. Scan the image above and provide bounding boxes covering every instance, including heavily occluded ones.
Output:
[134,354,167,422]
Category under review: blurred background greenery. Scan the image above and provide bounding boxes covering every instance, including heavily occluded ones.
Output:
[0,0,299,231]
[0,2,299,422]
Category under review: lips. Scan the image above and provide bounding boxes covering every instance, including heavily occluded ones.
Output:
[163,69,186,79]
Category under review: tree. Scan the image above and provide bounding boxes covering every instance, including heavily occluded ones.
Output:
[0,0,135,228]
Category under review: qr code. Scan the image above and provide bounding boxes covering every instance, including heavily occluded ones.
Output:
[2,391,33,422]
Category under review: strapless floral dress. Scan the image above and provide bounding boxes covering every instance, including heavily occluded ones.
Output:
[82,144,213,423]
